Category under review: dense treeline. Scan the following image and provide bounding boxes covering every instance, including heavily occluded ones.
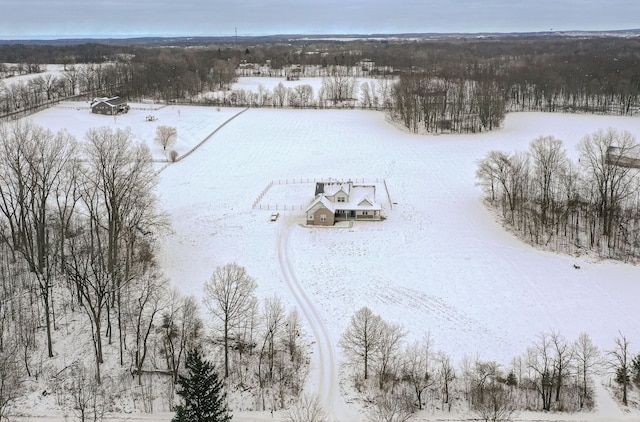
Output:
[476,129,640,260]
[341,307,640,421]
[0,121,180,404]
[2,35,640,129]
[0,120,309,417]
[390,71,506,133]
[0,43,132,64]
[0,47,240,118]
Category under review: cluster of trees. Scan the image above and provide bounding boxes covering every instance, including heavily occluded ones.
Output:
[0,66,80,116]
[0,122,305,416]
[203,262,309,412]
[476,129,640,259]
[0,121,206,416]
[0,48,240,118]
[215,73,394,110]
[0,122,308,416]
[390,72,506,134]
[340,307,640,421]
[0,62,45,79]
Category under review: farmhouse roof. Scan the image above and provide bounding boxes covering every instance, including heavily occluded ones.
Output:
[323,181,350,197]
[91,96,127,107]
[305,183,381,214]
[306,195,335,213]
[347,186,381,211]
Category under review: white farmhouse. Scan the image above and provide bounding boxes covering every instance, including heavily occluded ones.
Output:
[305,180,381,226]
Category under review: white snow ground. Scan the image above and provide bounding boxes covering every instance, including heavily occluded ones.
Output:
[18,104,640,421]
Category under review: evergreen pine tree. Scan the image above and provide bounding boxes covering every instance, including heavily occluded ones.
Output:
[172,348,232,422]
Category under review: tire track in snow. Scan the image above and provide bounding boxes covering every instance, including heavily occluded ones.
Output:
[277,218,358,422]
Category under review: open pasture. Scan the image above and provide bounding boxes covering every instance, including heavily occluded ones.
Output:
[151,108,640,365]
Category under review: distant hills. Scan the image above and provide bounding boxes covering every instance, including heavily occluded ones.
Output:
[1,29,639,46]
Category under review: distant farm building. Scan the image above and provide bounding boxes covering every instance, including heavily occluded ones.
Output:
[306,180,381,226]
[285,65,302,81]
[90,97,129,115]
[357,59,376,72]
[237,61,261,76]
[606,145,640,169]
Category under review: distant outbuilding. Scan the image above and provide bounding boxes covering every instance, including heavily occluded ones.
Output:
[606,145,640,169]
[90,96,129,115]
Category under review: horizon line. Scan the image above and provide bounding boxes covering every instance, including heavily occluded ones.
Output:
[2,27,640,42]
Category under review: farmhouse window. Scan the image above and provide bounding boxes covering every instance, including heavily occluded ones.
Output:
[308,214,313,220]
[337,197,345,202]
[320,214,327,222]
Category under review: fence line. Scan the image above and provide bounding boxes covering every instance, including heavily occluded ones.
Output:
[383,178,393,210]
[255,204,305,211]
[272,177,381,185]
[176,107,249,163]
[252,180,274,209]
[252,177,387,211]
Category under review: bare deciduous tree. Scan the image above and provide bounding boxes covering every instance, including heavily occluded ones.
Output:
[578,128,639,243]
[375,320,405,390]
[0,121,78,358]
[82,126,161,365]
[0,346,22,420]
[161,292,203,385]
[320,68,356,105]
[203,262,257,378]
[155,125,178,152]
[258,296,285,389]
[401,333,435,410]
[367,391,412,422]
[572,332,601,409]
[438,352,456,408]
[339,306,383,381]
[550,331,572,405]
[529,136,568,233]
[67,362,108,422]
[526,332,554,411]
[285,393,328,422]
[608,333,631,406]
[473,383,517,422]
[126,270,167,385]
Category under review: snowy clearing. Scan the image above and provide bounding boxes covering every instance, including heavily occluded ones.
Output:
[22,104,640,421]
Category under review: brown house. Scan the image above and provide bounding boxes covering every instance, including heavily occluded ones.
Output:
[90,96,129,115]
[306,180,381,226]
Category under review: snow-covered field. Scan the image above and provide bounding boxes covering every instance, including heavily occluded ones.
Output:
[23,103,640,421]
[0,63,66,84]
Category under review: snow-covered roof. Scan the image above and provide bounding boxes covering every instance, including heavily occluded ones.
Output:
[305,194,336,213]
[305,182,380,213]
[342,185,380,211]
[322,181,350,197]
[91,96,127,107]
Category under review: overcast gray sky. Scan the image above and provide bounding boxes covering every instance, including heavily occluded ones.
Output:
[1,0,638,39]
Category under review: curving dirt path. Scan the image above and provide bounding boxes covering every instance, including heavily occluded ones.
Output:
[276,217,359,422]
